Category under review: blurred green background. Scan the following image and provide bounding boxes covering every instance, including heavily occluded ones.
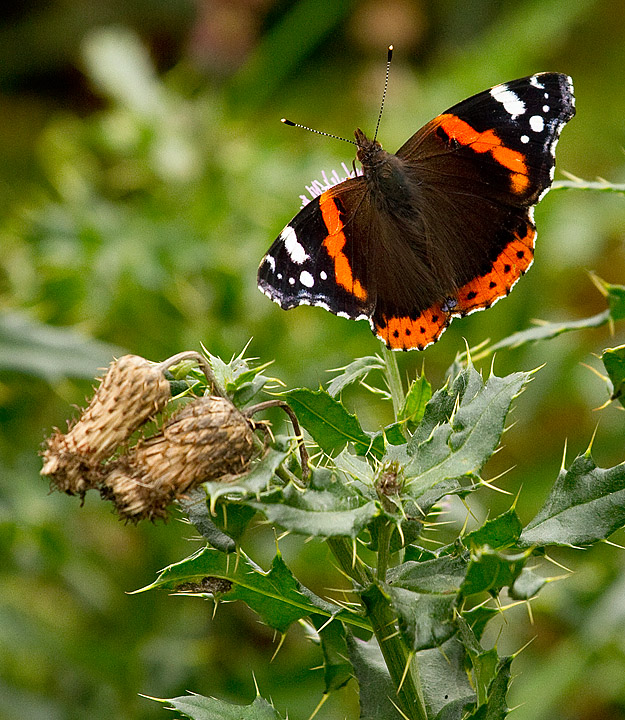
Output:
[1,1,625,718]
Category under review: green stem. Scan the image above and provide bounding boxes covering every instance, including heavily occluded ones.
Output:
[326,536,373,587]
[381,343,405,422]
[328,536,428,720]
[376,518,394,582]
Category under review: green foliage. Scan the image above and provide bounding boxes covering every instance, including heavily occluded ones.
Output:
[519,450,625,547]
[602,344,625,407]
[158,694,285,720]
[130,346,625,719]
[284,388,384,459]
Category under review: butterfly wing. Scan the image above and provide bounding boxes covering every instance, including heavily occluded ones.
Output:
[258,177,376,320]
[368,72,575,348]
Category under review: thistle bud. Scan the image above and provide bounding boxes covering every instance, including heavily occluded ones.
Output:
[105,396,255,521]
[41,354,171,495]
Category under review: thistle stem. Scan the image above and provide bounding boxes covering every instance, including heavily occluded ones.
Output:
[376,518,394,582]
[327,536,427,720]
[381,344,405,422]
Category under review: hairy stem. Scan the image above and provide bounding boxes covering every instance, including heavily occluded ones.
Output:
[376,518,394,582]
[328,536,427,720]
[381,344,405,422]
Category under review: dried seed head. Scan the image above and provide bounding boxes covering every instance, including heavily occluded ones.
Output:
[105,396,255,521]
[41,354,171,495]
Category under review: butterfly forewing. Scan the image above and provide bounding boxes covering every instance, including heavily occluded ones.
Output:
[258,178,375,320]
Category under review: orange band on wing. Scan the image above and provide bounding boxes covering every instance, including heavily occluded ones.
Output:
[319,192,368,301]
[374,304,449,351]
[438,114,529,195]
[454,225,536,314]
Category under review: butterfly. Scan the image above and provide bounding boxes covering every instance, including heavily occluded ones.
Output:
[258,70,575,350]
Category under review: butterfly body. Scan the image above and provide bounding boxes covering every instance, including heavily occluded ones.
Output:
[258,73,575,350]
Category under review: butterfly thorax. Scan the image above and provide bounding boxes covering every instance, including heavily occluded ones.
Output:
[354,128,416,214]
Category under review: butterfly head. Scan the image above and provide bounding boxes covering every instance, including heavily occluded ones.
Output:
[355,128,384,169]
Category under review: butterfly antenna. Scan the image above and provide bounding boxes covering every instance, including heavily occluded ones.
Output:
[373,45,393,142]
[280,118,357,146]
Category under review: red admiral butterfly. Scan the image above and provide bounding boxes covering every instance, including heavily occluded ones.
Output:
[258,62,575,351]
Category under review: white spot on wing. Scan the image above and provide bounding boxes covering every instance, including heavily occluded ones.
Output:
[490,84,526,119]
[530,75,545,89]
[529,115,545,133]
[289,277,295,285]
[521,135,530,144]
[320,270,327,280]
[281,225,309,264]
[263,255,276,272]
[299,270,314,288]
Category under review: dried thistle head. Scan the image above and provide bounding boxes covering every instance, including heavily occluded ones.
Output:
[41,354,171,496]
[105,396,256,522]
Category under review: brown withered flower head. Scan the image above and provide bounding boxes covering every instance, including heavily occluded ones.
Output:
[41,355,171,496]
[104,396,256,522]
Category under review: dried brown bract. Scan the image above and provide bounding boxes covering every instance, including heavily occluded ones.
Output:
[41,355,171,496]
[105,396,256,522]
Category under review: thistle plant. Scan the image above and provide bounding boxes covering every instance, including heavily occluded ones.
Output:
[41,272,625,718]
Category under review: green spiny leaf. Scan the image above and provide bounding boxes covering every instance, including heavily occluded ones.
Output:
[519,451,625,547]
[384,422,407,446]
[461,548,529,597]
[509,568,547,600]
[158,693,285,720]
[592,274,625,321]
[457,616,499,706]
[203,446,289,505]
[403,371,529,502]
[419,636,476,719]
[465,657,512,720]
[475,311,610,358]
[410,367,481,446]
[463,508,522,550]
[285,387,383,458]
[602,344,625,407]
[399,372,432,432]
[461,605,500,641]
[385,555,467,650]
[251,468,378,538]
[136,546,368,632]
[313,618,353,692]
[346,633,402,720]
[327,355,385,397]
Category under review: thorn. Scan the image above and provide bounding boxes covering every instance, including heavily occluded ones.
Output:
[479,477,513,495]
[389,697,411,720]
[271,633,286,662]
[588,270,608,297]
[585,425,599,457]
[603,538,625,550]
[308,694,329,720]
[511,483,522,510]
[543,552,573,573]
[398,650,414,693]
